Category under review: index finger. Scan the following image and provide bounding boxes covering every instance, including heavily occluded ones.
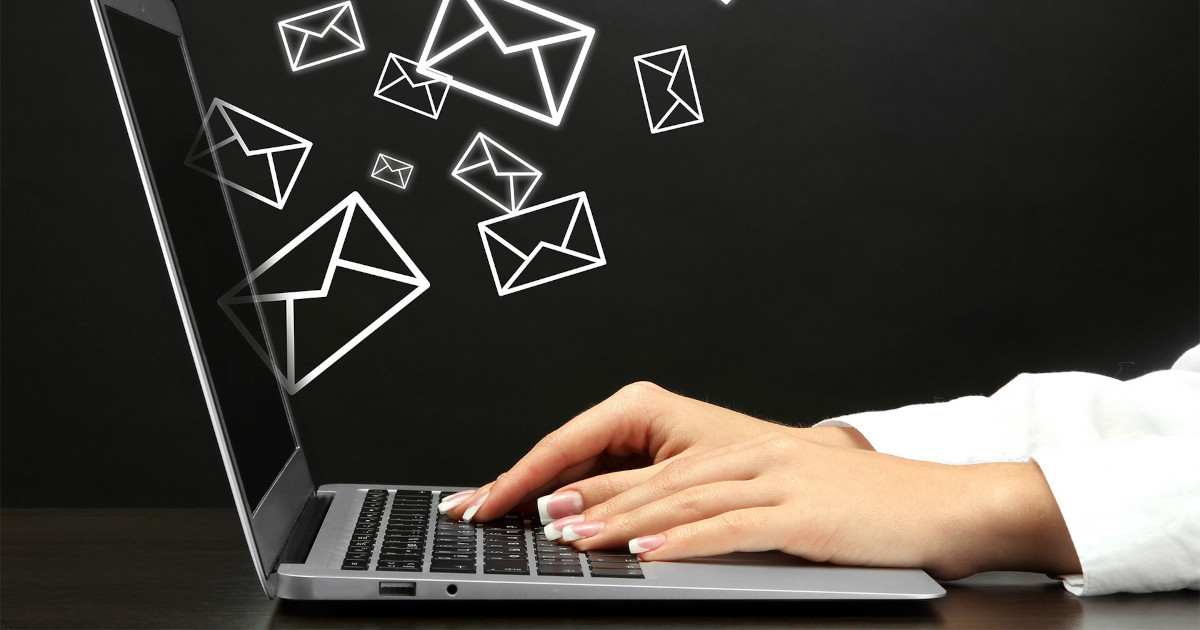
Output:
[469,382,668,522]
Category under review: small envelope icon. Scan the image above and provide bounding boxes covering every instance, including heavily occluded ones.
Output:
[374,53,451,119]
[416,0,595,126]
[634,45,704,134]
[218,192,430,393]
[371,154,414,190]
[478,192,605,296]
[185,99,313,209]
[277,1,366,72]
[452,133,541,213]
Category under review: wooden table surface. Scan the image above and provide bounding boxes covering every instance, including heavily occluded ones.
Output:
[2,509,1196,629]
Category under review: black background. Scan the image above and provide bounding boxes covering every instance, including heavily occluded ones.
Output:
[3,0,1197,507]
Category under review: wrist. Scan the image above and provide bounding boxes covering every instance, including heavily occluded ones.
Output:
[950,461,1081,578]
[795,426,875,450]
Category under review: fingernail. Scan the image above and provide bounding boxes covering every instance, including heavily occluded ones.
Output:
[436,490,474,514]
[537,490,584,525]
[461,491,489,522]
[628,535,665,554]
[543,515,585,541]
[561,521,604,542]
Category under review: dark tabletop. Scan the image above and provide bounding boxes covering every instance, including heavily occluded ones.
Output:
[2,509,1196,629]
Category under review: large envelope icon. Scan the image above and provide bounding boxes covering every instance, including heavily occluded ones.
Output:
[218,192,430,393]
[634,45,704,134]
[478,192,605,296]
[452,132,541,213]
[371,154,414,190]
[277,1,366,72]
[374,53,451,119]
[185,99,313,209]
[416,0,595,126]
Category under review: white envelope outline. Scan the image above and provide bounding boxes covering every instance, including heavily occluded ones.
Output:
[277,1,366,72]
[218,192,430,393]
[373,53,452,119]
[478,192,605,296]
[416,0,595,127]
[451,132,542,213]
[184,99,313,209]
[371,154,414,189]
[634,45,704,134]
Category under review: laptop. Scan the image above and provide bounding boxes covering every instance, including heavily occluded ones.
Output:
[92,0,945,601]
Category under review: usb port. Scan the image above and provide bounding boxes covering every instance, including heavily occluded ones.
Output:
[379,581,417,597]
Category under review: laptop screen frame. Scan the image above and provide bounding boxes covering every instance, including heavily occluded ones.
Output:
[91,0,314,598]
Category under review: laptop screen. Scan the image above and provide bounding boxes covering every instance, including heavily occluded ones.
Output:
[106,7,297,511]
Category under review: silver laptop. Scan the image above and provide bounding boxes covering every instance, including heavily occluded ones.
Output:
[92,0,945,601]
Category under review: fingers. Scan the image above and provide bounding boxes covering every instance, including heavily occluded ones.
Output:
[581,433,779,524]
[539,463,667,523]
[635,507,782,561]
[463,382,671,522]
[566,479,779,553]
[550,434,792,552]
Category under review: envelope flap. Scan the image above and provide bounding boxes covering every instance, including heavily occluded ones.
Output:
[664,50,701,115]
[280,2,352,38]
[337,203,427,285]
[479,194,581,255]
[380,155,412,172]
[505,243,598,290]
[289,266,425,380]
[235,206,348,300]
[636,49,680,76]
[481,137,538,176]
[472,0,588,51]
[218,102,308,155]
[385,54,446,89]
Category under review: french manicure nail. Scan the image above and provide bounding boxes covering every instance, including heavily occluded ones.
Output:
[461,491,489,522]
[544,515,585,541]
[436,490,475,514]
[537,490,584,525]
[561,521,604,542]
[628,535,665,554]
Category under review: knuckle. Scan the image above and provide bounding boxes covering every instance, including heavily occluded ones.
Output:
[714,510,751,537]
[616,381,664,407]
[669,486,710,519]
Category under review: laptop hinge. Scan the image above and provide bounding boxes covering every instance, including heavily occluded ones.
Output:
[274,492,333,569]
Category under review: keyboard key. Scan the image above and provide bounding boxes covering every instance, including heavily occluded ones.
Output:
[537,564,584,576]
[589,560,644,570]
[432,551,475,562]
[484,559,530,574]
[590,566,645,578]
[377,560,422,571]
[585,552,639,562]
[430,559,476,573]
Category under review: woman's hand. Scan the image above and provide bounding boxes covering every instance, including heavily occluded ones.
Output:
[440,381,870,523]
[440,381,1080,580]
[548,431,1081,580]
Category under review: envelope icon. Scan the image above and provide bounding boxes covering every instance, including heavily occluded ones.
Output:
[478,192,605,296]
[634,45,705,134]
[416,0,595,126]
[277,1,366,72]
[185,99,312,209]
[218,192,430,393]
[374,53,451,119]
[371,154,414,190]
[452,132,541,213]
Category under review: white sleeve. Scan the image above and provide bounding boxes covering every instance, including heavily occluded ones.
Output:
[816,346,1200,595]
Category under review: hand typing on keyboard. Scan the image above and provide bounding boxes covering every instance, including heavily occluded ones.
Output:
[440,381,1082,582]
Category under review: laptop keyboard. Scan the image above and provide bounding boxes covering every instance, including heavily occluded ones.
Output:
[340,489,643,579]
